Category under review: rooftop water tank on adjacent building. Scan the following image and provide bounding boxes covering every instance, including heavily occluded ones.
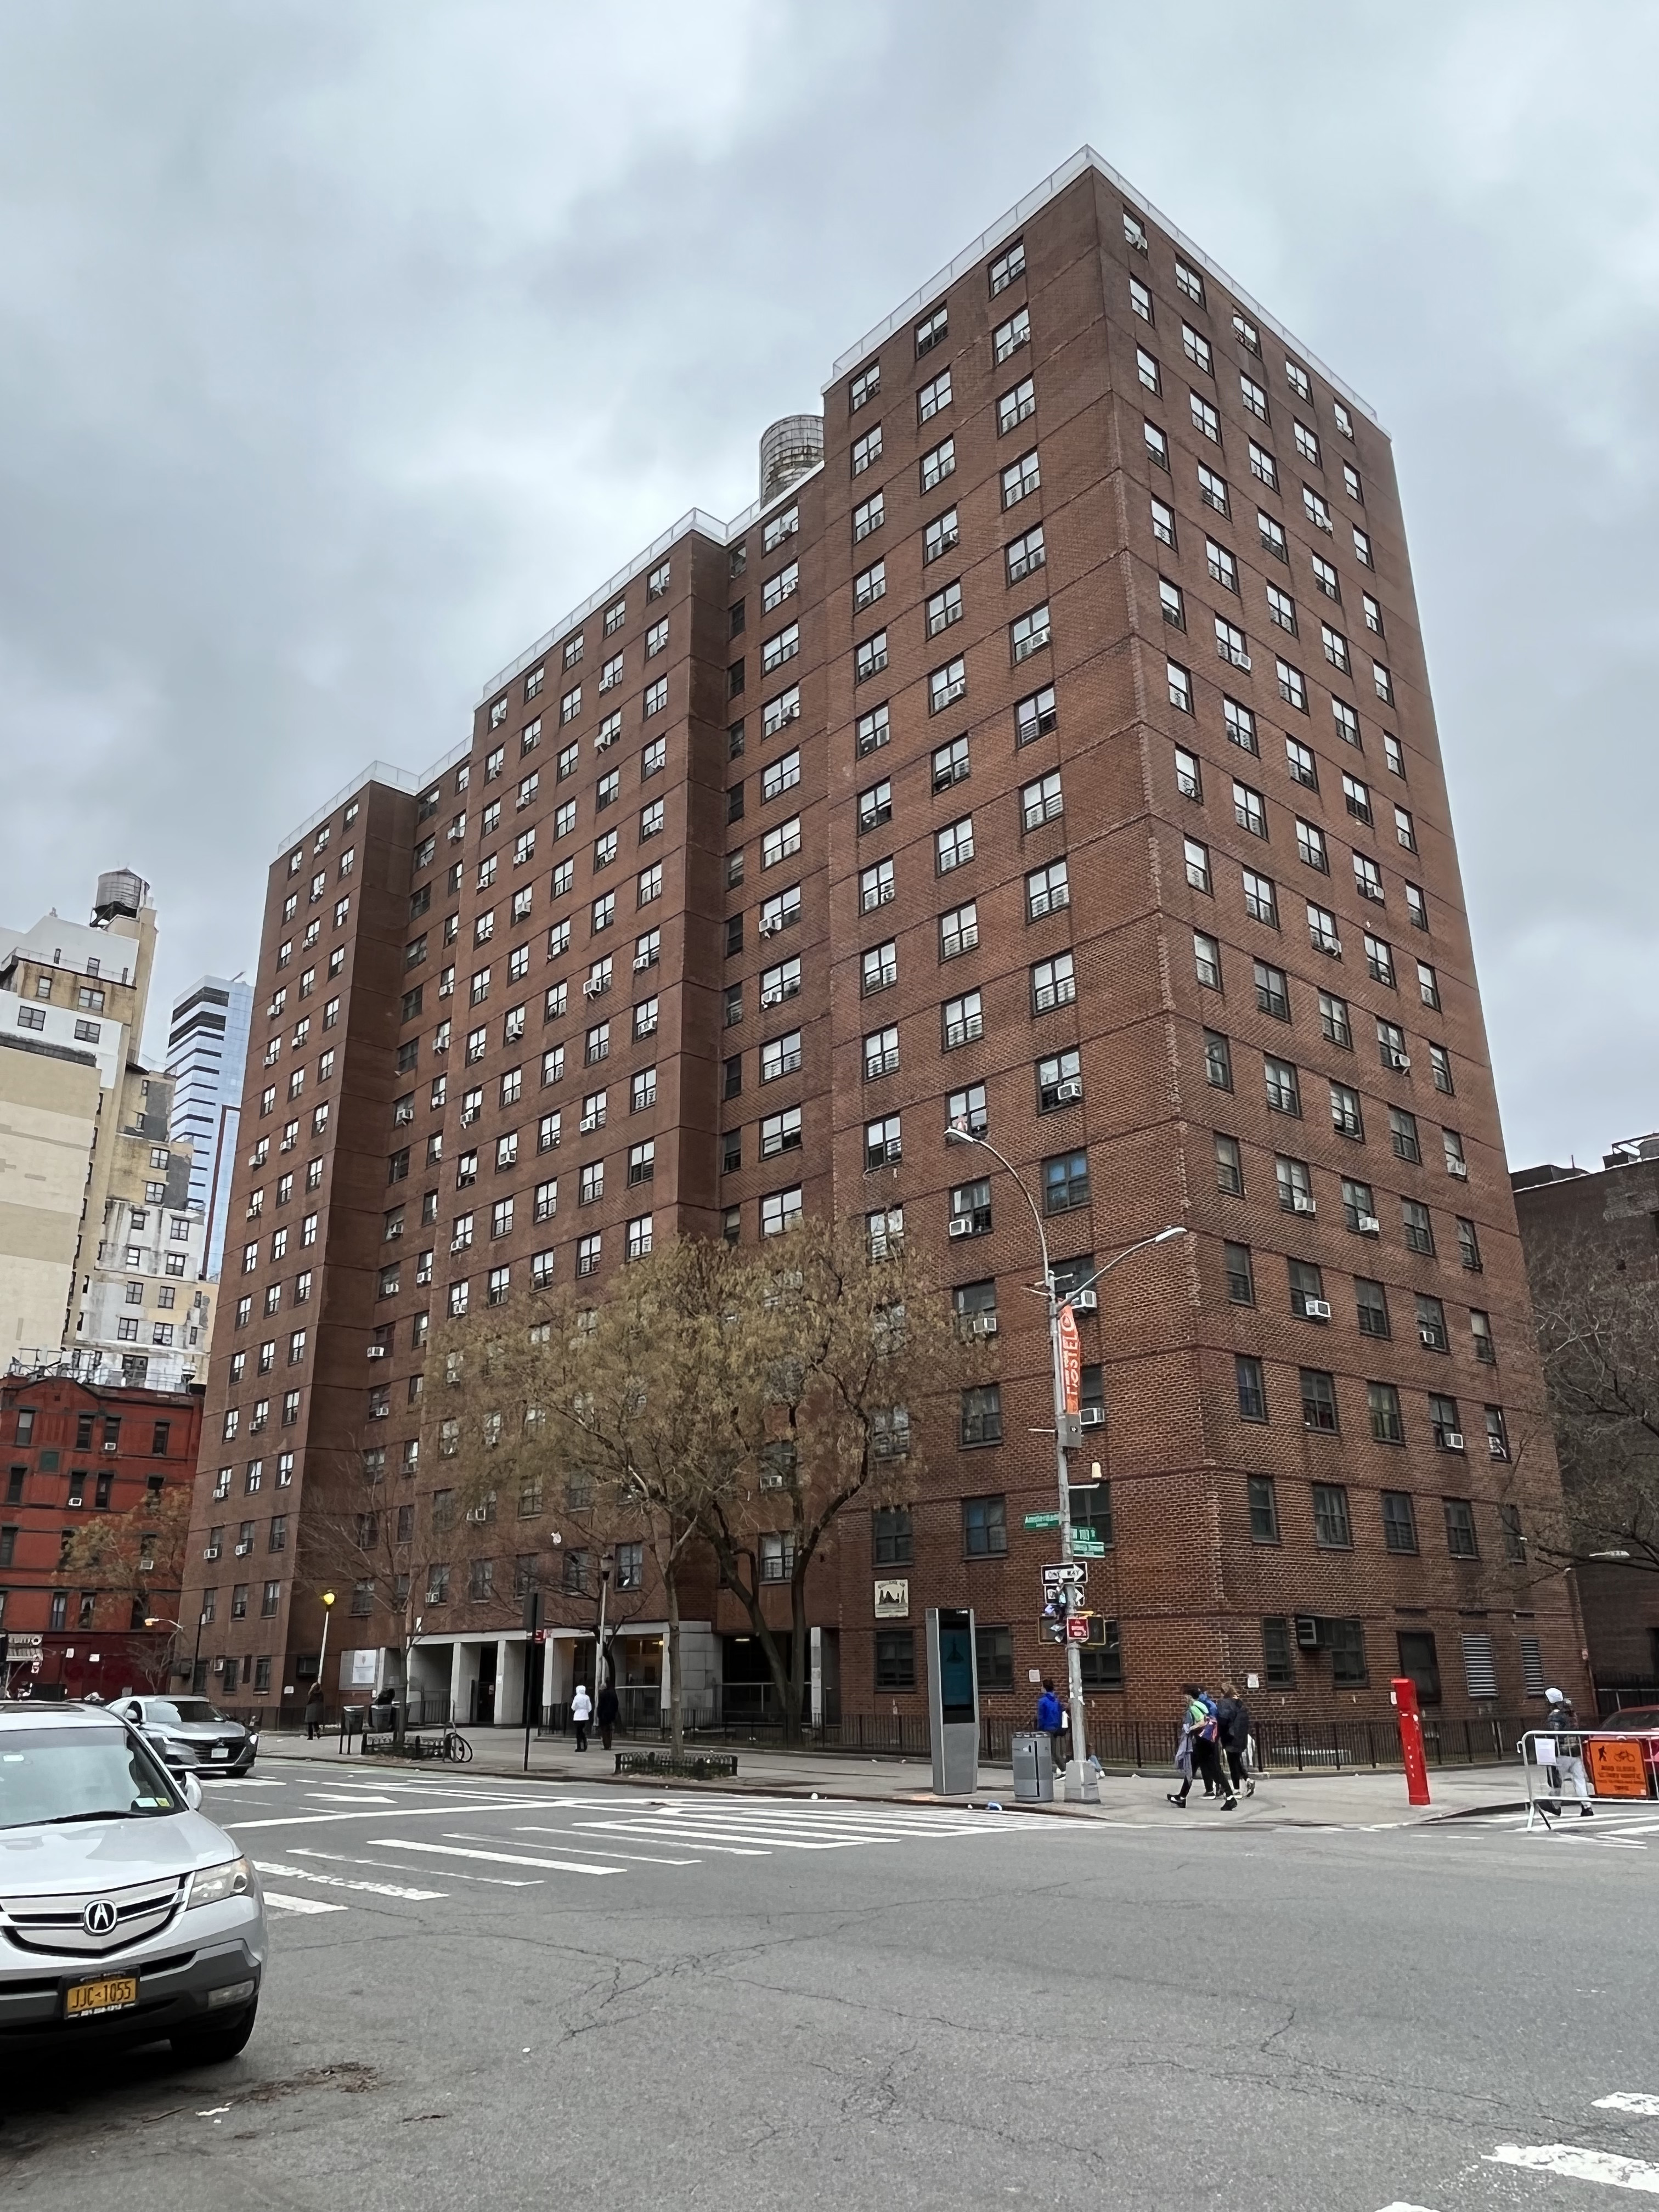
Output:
[92,870,149,923]
[759,416,824,503]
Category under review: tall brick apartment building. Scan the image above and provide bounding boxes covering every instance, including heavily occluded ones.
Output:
[180,149,1583,1734]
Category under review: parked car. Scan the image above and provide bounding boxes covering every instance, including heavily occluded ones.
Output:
[111,1696,258,1776]
[0,1701,266,2059]
[1599,1706,1659,1733]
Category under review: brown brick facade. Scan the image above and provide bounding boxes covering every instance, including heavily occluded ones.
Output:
[182,151,1583,1731]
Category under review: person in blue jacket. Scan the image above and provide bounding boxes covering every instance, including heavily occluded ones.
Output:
[1036,1678,1066,1774]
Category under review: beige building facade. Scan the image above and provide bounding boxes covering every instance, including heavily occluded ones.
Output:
[0,871,215,1389]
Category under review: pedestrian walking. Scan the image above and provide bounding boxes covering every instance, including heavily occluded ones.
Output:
[596,1677,620,1753]
[1544,1687,1594,1817]
[304,1680,325,1741]
[1216,1680,1255,1799]
[1036,1678,1067,1775]
[1167,1687,1237,1812]
[570,1681,592,1752]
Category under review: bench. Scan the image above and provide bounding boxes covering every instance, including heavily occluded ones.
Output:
[614,1750,738,1781]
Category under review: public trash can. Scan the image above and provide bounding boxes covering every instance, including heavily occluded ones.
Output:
[1012,1730,1054,1803]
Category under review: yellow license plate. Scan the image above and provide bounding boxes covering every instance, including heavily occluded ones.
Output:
[65,1976,139,2019]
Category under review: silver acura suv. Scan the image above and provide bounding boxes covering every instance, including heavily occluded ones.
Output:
[0,1701,266,2062]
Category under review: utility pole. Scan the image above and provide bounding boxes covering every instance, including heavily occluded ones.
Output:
[946,1126,1186,1804]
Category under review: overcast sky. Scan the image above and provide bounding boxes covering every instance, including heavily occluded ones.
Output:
[0,1,1654,1169]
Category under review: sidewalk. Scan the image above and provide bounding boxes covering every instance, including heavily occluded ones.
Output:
[253,1726,1523,1829]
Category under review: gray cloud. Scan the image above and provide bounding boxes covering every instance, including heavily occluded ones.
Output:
[0,0,1654,1167]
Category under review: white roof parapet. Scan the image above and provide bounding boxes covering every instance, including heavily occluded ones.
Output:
[825,144,1383,432]
[275,738,470,857]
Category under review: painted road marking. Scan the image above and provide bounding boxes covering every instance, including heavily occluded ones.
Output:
[1375,2202,1441,2210]
[501,1829,702,1866]
[286,1847,540,1888]
[1486,2143,1659,2190]
[224,1798,551,1832]
[306,1793,398,1806]
[262,1891,348,1915]
[253,1860,446,1901]
[1598,2096,1659,2117]
[367,1838,624,1876]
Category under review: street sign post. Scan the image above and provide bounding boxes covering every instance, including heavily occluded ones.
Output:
[1070,1531,1107,1559]
[1042,1562,1087,1589]
[1064,1617,1090,1643]
[1023,1510,1062,1532]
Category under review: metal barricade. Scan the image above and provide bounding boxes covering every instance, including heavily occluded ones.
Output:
[1516,1728,1659,1829]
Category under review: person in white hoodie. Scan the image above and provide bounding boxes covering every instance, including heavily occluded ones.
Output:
[570,1681,593,1752]
[1545,1688,1594,1817]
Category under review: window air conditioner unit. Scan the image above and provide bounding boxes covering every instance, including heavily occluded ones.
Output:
[758,917,781,937]
[1304,1299,1332,1320]
[595,730,617,749]
[882,1139,901,1163]
[1294,1615,1323,1649]
[760,987,783,1008]
[1054,1077,1084,1103]
[1071,1288,1098,1313]
[204,1544,220,1561]
[1317,941,1341,958]
[633,953,653,972]
[1419,1327,1441,1348]
[1292,1193,1316,1214]
[1447,1158,1468,1179]
[1390,1051,1410,1071]
[1358,1214,1381,1235]
[366,1345,387,1359]
[447,823,465,843]
[1444,1431,1465,1452]
[1487,1435,1507,1457]
[235,1541,252,1557]
[1080,1406,1105,1428]
[369,1405,390,1420]
[103,1440,119,1453]
[969,1312,999,1337]
[948,1217,973,1238]
[579,1114,599,1133]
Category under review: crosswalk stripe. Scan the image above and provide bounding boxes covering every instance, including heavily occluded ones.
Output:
[286,1847,540,1888]
[1374,2201,1441,2210]
[1597,2096,1659,2117]
[253,1859,445,1901]
[263,1890,348,1915]
[367,1837,623,1876]
[227,1798,551,1832]
[575,1819,861,1852]
[1485,2143,1659,2191]
[506,1829,702,1866]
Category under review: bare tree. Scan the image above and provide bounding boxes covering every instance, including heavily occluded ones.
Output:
[1526,1228,1659,1571]
[58,1484,191,1688]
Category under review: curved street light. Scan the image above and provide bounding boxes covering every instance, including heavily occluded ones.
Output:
[144,1607,211,1685]
[946,1125,1188,1802]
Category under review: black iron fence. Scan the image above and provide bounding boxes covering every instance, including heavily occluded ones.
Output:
[218,1694,455,1735]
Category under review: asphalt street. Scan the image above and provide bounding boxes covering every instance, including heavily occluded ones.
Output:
[2,1764,1657,2211]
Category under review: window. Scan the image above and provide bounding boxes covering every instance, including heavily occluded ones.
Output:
[1011,603,1050,663]
[760,1029,803,1082]
[1249,441,1278,490]
[915,303,947,356]
[950,1179,991,1237]
[1193,931,1223,990]
[1354,524,1375,569]
[856,702,890,758]
[760,1107,803,1158]
[1264,1057,1300,1116]
[1355,1277,1390,1338]
[1430,1395,1463,1451]
[1405,884,1428,932]
[1021,771,1063,830]
[1242,871,1278,928]
[1031,953,1075,1013]
[997,377,1036,435]
[1329,1620,1368,1688]
[962,1494,1008,1557]
[1443,1498,1479,1560]
[1185,838,1212,895]
[942,991,983,1048]
[1457,1216,1483,1273]
[1262,1617,1295,1688]
[851,560,885,616]
[874,1629,915,1690]
[1224,1242,1255,1304]
[948,1082,989,1137]
[761,1186,803,1237]
[927,583,963,639]
[1429,1044,1454,1096]
[1189,392,1221,443]
[1234,781,1267,838]
[960,1386,1003,1447]
[1402,1199,1435,1256]
[1222,697,1256,755]
[1312,1477,1351,1544]
[990,237,1026,292]
[1266,584,1296,635]
[1276,659,1306,712]
[1470,1309,1496,1365]
[1043,1151,1091,1215]
[1018,857,1069,923]
[851,425,882,477]
[1247,1475,1279,1542]
[1498,1499,1525,1562]
[1215,1133,1243,1194]
[1006,526,1046,584]
[929,659,967,714]
[1365,935,1396,988]
[1175,747,1201,799]
[1390,1108,1421,1165]
[1235,1355,1267,1422]
[761,816,801,871]
[932,735,970,792]
[1002,450,1040,507]
[1037,1049,1082,1113]
[854,630,888,685]
[1137,346,1161,395]
[920,437,955,492]
[1167,660,1192,714]
[1197,465,1229,517]
[864,1026,900,1079]
[994,306,1030,363]
[861,941,898,996]
[1276,1156,1314,1215]
[1254,961,1290,1022]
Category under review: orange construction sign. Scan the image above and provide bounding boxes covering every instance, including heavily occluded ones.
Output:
[1587,1736,1652,1799]
[1057,1303,1082,1416]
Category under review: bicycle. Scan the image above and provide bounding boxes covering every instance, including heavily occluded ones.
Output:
[438,1726,473,1763]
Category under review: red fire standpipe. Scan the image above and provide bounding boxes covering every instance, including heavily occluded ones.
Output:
[1392,1675,1431,1807]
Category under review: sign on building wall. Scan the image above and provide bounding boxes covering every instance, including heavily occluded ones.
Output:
[341,1647,378,1688]
[873,1578,910,1620]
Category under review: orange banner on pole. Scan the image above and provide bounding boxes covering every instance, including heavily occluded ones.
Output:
[1057,1303,1081,1415]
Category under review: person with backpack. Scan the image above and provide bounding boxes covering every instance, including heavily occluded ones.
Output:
[1167,1686,1237,1811]
[1216,1680,1255,1799]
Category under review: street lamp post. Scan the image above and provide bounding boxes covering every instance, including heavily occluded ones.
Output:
[317,1589,337,1714]
[144,1608,210,1688]
[946,1126,1187,1804]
